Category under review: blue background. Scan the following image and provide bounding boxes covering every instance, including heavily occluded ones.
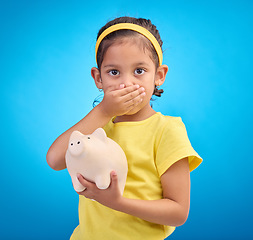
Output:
[1,0,252,239]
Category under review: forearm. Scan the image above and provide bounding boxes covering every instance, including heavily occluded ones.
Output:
[47,84,145,171]
[46,104,111,170]
[77,169,189,226]
[115,197,188,227]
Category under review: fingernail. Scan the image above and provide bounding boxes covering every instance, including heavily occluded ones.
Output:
[135,84,140,88]
[120,84,125,88]
[111,171,117,176]
[140,87,145,92]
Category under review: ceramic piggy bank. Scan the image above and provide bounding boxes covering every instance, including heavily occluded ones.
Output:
[65,128,128,195]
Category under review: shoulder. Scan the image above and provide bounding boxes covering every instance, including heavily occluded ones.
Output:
[155,112,184,126]
[154,113,192,157]
[155,113,187,137]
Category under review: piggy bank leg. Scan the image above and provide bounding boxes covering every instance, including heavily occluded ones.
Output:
[95,173,111,190]
[73,175,86,192]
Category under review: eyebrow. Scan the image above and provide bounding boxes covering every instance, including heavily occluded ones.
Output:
[103,64,119,68]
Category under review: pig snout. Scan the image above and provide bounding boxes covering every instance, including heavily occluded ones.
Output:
[68,138,84,157]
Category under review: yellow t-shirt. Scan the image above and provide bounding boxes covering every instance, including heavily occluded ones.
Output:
[70,112,202,240]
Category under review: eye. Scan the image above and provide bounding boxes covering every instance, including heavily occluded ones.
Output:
[77,141,80,144]
[134,68,145,75]
[87,137,90,139]
[108,70,120,76]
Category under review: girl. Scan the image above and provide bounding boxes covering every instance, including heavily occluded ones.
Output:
[47,16,202,240]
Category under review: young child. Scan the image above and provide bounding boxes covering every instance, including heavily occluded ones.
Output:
[47,16,202,240]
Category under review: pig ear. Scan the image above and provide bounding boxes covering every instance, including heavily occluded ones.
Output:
[69,131,83,141]
[92,128,107,142]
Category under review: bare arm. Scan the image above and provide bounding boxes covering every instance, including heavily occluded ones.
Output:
[46,84,145,171]
[46,104,111,170]
[78,157,190,226]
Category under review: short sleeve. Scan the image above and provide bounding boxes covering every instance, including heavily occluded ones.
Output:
[155,117,202,177]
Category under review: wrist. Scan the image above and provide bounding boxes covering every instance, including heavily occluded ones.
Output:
[97,101,114,119]
[112,196,128,212]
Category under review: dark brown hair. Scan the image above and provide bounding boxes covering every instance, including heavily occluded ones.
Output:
[96,16,164,97]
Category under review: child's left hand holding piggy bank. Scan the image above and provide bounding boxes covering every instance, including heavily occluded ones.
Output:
[77,171,124,210]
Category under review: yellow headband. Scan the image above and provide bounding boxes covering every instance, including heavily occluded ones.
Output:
[95,23,163,66]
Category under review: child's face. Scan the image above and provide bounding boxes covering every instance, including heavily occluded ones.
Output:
[99,38,159,115]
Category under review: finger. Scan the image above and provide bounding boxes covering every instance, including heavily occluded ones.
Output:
[125,88,145,102]
[125,91,146,108]
[113,84,139,95]
[119,84,125,89]
[110,171,119,189]
[105,83,131,92]
[77,173,94,189]
[120,86,145,102]
[105,84,143,99]
[121,84,141,93]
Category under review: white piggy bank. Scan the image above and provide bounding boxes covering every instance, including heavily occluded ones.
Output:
[65,128,128,195]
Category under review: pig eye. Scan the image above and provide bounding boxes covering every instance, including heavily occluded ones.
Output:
[87,137,90,140]
[71,143,73,146]
[77,141,80,144]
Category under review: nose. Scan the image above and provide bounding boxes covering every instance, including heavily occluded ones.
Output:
[120,73,135,87]
[69,139,84,157]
